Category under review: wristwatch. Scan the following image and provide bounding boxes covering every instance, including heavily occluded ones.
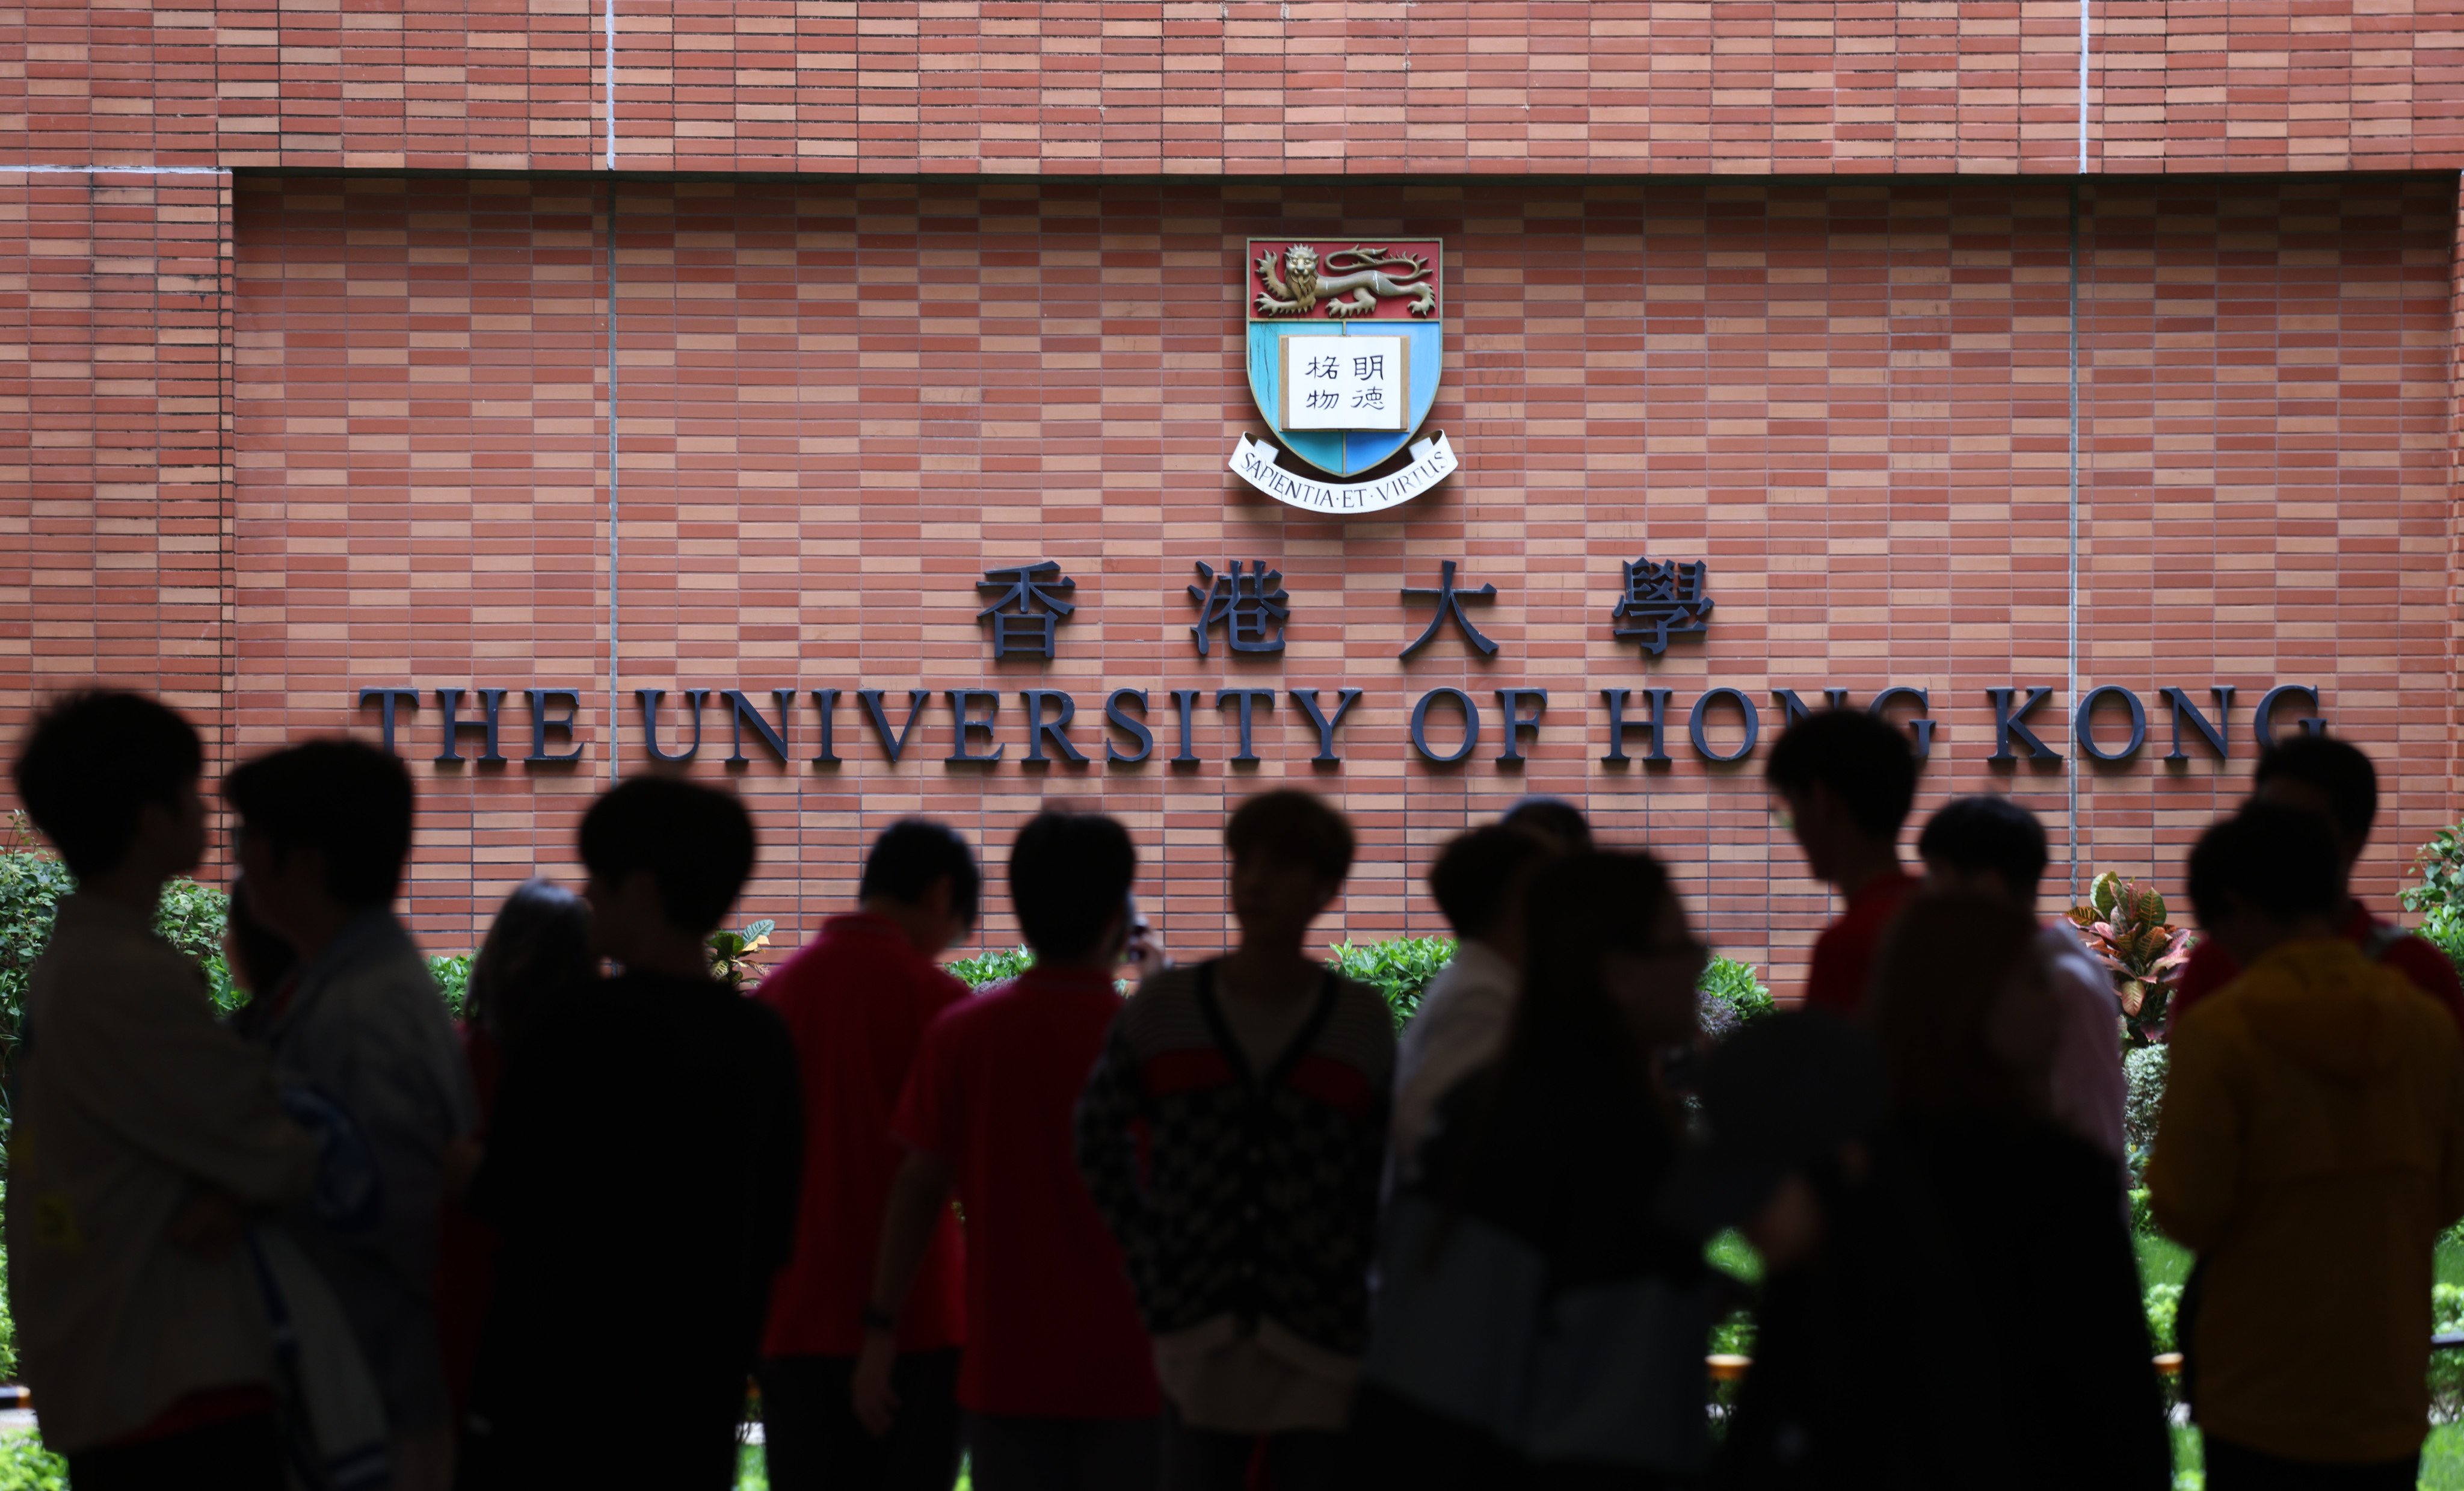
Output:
[861,1304,898,1332]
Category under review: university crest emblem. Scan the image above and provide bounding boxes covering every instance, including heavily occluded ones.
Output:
[1228,239,1458,516]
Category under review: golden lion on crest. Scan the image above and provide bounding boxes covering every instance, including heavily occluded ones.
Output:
[1254,243,1438,319]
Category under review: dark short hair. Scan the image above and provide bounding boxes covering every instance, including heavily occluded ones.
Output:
[2254,733,2377,844]
[578,776,756,936]
[224,738,415,910]
[1869,892,2047,1122]
[1917,796,2049,902]
[859,819,981,927]
[467,878,597,1044]
[1766,709,1920,839]
[1498,796,1592,852]
[2187,801,2344,930]
[1428,825,1554,940]
[13,691,203,878]
[1225,789,1355,884]
[1009,810,1136,962]
[1503,850,1681,1091]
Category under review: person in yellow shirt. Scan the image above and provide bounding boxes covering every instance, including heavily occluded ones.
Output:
[2151,801,2464,1489]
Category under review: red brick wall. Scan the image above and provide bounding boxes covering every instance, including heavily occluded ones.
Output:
[14,3,2464,176]
[8,5,2464,990]
[2076,174,2459,913]
[221,171,2459,991]
[0,170,233,783]
[227,174,609,910]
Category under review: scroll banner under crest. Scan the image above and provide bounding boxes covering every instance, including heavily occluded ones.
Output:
[1228,432,1458,517]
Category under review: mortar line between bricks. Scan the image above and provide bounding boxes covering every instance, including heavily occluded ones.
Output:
[218,173,236,813]
[603,0,615,169]
[2069,0,2089,174]
[602,0,616,772]
[2066,180,2084,902]
[605,175,621,782]
[0,165,227,175]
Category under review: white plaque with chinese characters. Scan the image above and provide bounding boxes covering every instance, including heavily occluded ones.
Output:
[1280,335,1408,432]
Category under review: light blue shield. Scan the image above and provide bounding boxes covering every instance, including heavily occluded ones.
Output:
[1246,320,1444,479]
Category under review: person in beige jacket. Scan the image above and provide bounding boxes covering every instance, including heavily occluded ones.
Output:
[2152,801,2464,1490]
[6,693,318,1488]
[1387,824,1554,1176]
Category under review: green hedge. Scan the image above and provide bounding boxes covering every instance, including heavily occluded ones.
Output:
[0,826,471,1138]
[2124,1046,2169,1187]
[1328,936,1458,1024]
[1327,937,1774,1036]
[0,1431,60,1491]
[1,825,242,1138]
[944,945,1036,988]
[2406,823,2464,985]
[952,936,1776,1043]
[1698,957,1776,1036]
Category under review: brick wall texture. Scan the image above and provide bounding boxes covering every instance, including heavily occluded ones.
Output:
[18,2,2464,176]
[6,5,2464,992]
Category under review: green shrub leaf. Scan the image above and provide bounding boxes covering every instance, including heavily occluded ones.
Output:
[946,946,1036,989]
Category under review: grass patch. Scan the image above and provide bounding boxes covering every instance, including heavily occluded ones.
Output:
[2137,1230,2192,1290]
[2166,1409,2464,1490]
[2426,1422,2464,1490]
[720,1356,2464,1490]
[736,1444,970,1490]
[2171,1424,2202,1491]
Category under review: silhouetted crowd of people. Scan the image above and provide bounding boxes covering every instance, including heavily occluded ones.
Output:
[10,689,2464,1491]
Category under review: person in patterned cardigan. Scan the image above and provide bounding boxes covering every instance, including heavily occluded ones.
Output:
[1075,789,1394,1491]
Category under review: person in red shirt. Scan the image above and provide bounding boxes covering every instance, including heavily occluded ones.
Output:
[2170,734,2464,1030]
[854,810,1162,1491]
[757,820,981,1491]
[1766,708,1923,1016]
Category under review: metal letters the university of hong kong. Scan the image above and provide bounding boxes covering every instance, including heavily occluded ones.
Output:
[360,555,2327,770]
[1230,241,1459,516]
[356,683,2330,770]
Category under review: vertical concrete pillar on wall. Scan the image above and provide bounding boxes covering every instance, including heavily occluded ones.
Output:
[2067,179,2084,903]
[602,176,620,780]
[209,172,236,800]
[2450,171,2464,813]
